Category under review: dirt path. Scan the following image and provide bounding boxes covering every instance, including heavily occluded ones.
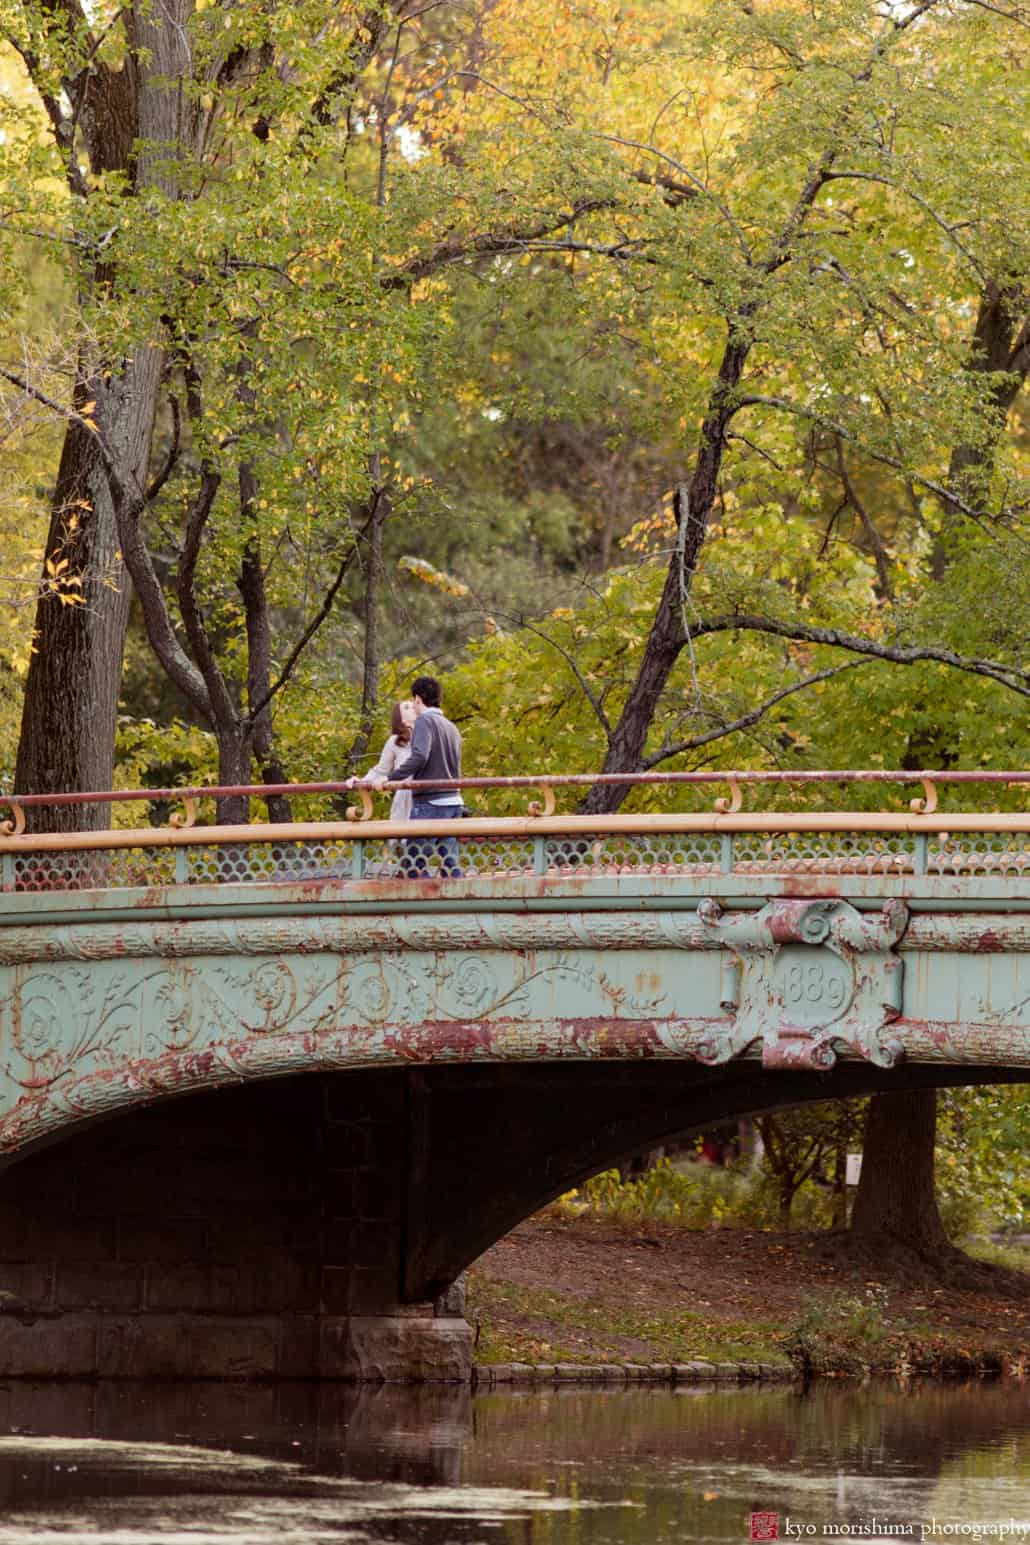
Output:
[467,1216,1030,1375]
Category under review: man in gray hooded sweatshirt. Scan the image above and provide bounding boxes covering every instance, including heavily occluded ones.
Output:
[363,674,463,877]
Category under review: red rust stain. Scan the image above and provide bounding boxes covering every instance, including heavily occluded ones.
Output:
[779,877,841,898]
[976,930,1002,952]
[384,1020,498,1060]
[901,1018,955,1050]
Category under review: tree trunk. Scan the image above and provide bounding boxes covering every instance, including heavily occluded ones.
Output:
[348,482,389,769]
[581,336,749,815]
[779,1184,793,1230]
[238,455,292,824]
[14,417,132,832]
[831,1141,848,1230]
[849,1089,949,1256]
[932,281,1028,578]
[855,284,1028,1262]
[13,0,197,832]
[215,731,251,826]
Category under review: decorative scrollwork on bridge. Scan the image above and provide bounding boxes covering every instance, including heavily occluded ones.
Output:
[697,897,909,1071]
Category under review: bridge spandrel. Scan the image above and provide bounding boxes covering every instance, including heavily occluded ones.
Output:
[0,771,1027,1156]
[0,907,1026,1157]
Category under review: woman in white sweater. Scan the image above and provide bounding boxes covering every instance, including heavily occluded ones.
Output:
[361,700,416,820]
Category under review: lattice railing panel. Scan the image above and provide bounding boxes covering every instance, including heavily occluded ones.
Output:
[3,826,1027,892]
[542,833,723,875]
[187,839,356,886]
[928,832,1030,877]
[417,835,536,879]
[11,847,178,892]
[732,830,916,875]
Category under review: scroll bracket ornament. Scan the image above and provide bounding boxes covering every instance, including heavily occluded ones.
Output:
[697,897,909,1071]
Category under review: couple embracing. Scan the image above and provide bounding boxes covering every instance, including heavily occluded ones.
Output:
[347,675,464,878]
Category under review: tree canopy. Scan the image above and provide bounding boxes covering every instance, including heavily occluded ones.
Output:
[0,0,1027,1262]
[0,0,1026,791]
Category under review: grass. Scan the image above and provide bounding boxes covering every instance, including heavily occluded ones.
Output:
[967,1236,1030,1273]
[466,1272,789,1368]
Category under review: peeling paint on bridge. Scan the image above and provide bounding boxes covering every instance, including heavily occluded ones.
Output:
[0,772,1026,1380]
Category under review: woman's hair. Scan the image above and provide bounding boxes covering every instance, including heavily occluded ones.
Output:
[391,700,412,745]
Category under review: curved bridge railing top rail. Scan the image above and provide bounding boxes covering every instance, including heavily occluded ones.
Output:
[0,770,1027,896]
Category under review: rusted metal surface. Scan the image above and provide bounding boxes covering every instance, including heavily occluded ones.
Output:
[0,814,1026,902]
[0,892,1025,1158]
[1,767,1026,824]
[698,898,908,1071]
[0,772,1025,898]
[0,773,1025,1156]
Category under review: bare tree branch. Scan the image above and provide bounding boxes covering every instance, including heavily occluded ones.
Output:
[641,660,872,767]
[145,395,181,502]
[834,435,894,597]
[515,617,613,741]
[688,613,1030,697]
[383,200,618,287]
[597,132,751,259]
[175,468,236,724]
[821,170,987,281]
[246,517,372,725]
[735,392,1021,533]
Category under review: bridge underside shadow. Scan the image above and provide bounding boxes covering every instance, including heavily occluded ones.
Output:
[0,1061,1024,1382]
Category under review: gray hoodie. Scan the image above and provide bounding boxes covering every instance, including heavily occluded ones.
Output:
[387,708,463,804]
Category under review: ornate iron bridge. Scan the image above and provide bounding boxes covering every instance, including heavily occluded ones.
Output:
[0,769,1026,1381]
[0,769,1026,1160]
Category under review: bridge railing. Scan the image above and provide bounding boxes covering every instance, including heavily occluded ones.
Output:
[0,771,1026,892]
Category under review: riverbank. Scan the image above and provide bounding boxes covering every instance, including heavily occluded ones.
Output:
[466,1215,1030,1378]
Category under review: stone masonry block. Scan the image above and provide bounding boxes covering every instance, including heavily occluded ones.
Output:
[322,1124,376,1168]
[352,1170,403,1224]
[320,1262,405,1316]
[55,1263,143,1311]
[319,1266,354,1315]
[0,1263,53,1309]
[144,1262,319,1315]
[145,1265,241,1312]
[325,1072,406,1125]
[354,1221,399,1269]
[204,1214,295,1258]
[0,1314,98,1377]
[277,1315,320,1378]
[231,1263,321,1315]
[325,1219,399,1269]
[187,1318,279,1378]
[0,1203,32,1257]
[0,1380,96,1436]
[116,1218,209,1263]
[98,1316,191,1378]
[12,1215,117,1262]
[319,1315,472,1383]
[347,1266,403,1315]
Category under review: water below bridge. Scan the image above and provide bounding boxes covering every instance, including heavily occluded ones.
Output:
[0,1378,1026,1543]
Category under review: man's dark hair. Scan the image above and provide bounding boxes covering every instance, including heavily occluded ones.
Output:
[411,674,441,707]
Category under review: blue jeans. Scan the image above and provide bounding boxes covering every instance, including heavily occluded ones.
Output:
[403,801,464,878]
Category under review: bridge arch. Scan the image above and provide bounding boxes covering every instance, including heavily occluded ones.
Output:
[0,1058,1024,1382]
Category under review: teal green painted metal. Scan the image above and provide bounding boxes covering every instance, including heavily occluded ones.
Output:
[0,772,1026,1155]
[0,863,1026,1159]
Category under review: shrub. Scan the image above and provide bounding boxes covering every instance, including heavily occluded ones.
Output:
[557,1157,840,1231]
[784,1287,895,1376]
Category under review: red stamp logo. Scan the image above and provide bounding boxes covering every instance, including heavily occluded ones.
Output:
[750,1514,780,1541]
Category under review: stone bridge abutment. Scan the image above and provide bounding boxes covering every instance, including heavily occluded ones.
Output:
[0,1059,1025,1382]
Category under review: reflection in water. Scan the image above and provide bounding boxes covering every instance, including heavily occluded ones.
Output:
[0,1378,1025,1543]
